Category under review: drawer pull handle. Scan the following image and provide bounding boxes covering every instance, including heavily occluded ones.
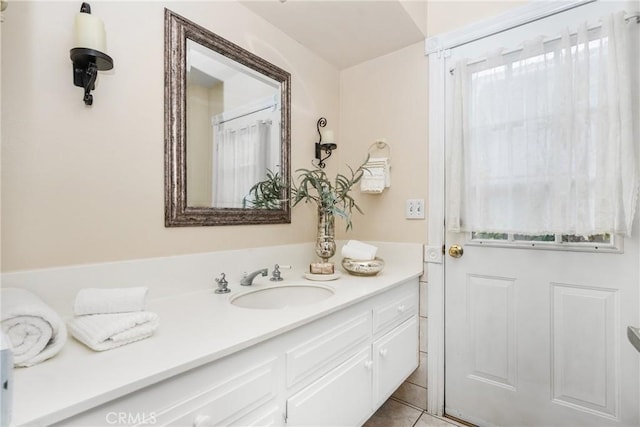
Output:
[364,360,373,370]
[193,414,213,427]
[397,305,406,313]
[379,348,388,357]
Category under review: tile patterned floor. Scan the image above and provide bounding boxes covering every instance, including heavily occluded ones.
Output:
[363,397,459,427]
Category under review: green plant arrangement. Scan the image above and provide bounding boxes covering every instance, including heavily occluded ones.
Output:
[291,161,368,230]
[247,159,368,230]
[248,159,368,262]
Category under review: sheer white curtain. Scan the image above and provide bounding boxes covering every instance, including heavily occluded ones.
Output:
[447,12,638,236]
[212,120,270,208]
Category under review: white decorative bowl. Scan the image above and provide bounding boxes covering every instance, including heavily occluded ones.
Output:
[341,257,385,276]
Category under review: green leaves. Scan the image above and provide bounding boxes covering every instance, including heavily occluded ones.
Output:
[292,159,368,230]
[245,169,287,209]
[245,159,369,230]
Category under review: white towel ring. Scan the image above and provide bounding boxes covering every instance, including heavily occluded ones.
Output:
[367,139,392,160]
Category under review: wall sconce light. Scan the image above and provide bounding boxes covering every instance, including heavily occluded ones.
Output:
[314,117,337,168]
[69,2,113,106]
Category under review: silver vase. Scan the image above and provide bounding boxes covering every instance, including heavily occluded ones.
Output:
[315,207,336,262]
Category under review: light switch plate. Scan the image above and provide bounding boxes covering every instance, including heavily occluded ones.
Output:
[405,199,425,219]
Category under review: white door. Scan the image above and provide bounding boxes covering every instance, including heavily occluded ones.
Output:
[443,2,640,426]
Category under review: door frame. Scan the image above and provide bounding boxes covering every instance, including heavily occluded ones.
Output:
[424,0,595,416]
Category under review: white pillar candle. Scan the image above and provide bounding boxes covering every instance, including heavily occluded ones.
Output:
[74,12,106,52]
[322,129,335,144]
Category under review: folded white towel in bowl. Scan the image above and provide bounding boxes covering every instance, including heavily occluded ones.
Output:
[1,288,67,367]
[68,311,159,352]
[74,287,149,316]
[341,240,378,261]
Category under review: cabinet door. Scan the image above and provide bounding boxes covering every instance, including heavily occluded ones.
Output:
[373,316,419,408]
[286,347,372,427]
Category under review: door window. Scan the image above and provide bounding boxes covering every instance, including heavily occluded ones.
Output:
[470,231,617,251]
[447,12,638,238]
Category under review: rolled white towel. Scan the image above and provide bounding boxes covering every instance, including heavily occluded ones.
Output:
[341,240,378,261]
[74,287,149,316]
[1,288,67,367]
[68,312,159,352]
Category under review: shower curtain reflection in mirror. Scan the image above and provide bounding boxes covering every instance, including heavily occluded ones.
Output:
[184,36,283,210]
[212,105,279,208]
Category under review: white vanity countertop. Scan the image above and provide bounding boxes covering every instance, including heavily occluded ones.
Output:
[10,246,423,426]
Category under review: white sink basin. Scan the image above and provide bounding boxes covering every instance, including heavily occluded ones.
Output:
[230,284,335,309]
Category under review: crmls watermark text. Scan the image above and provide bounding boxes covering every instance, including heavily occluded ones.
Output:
[106,412,157,425]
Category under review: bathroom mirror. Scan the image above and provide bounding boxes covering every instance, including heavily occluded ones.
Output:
[165,9,291,226]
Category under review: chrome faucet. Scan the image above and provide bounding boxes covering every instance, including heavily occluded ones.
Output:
[240,268,268,286]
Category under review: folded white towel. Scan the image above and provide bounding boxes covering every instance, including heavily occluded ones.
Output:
[1,288,67,367]
[360,170,386,193]
[74,287,149,316]
[341,240,378,261]
[68,312,159,352]
[360,157,390,194]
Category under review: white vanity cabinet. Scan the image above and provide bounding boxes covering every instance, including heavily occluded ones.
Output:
[47,279,418,427]
[371,288,420,408]
[286,283,419,426]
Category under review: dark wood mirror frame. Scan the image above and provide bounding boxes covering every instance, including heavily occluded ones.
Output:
[164,9,291,227]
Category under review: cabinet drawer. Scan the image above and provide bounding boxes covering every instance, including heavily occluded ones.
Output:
[373,316,419,407]
[287,347,373,427]
[56,357,278,427]
[373,285,418,335]
[229,403,282,427]
[163,358,278,426]
[286,312,371,387]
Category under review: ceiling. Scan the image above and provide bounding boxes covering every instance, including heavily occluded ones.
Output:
[240,0,428,70]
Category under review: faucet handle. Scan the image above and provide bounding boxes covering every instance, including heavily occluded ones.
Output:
[270,264,282,281]
[270,264,291,281]
[214,273,230,294]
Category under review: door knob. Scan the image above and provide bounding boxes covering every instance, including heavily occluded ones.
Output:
[448,244,464,258]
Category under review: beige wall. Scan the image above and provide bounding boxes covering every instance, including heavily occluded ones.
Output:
[426,1,528,37]
[337,41,429,242]
[1,1,339,271]
[186,83,213,207]
[1,1,526,272]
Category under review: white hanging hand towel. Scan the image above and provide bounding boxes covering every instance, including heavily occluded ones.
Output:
[360,157,390,193]
[74,287,149,316]
[1,288,67,367]
[68,311,159,352]
[341,240,378,261]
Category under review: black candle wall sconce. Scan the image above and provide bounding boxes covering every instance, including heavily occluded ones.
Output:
[69,2,114,106]
[314,117,337,168]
